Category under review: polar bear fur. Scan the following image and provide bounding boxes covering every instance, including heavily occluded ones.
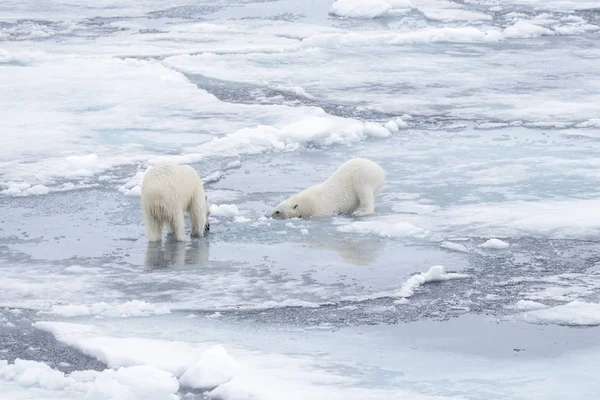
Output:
[270,158,385,219]
[141,163,210,242]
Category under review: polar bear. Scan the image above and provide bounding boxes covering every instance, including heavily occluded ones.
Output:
[141,163,210,242]
[270,158,385,219]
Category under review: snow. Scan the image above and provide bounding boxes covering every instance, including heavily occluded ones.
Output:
[478,239,510,249]
[395,266,469,298]
[521,301,600,326]
[179,345,240,389]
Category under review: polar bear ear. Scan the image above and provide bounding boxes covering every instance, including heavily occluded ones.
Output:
[293,204,299,210]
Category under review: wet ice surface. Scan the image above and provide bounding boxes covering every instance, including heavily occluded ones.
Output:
[2,0,600,399]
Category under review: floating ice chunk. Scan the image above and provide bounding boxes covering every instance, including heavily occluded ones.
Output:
[554,23,600,35]
[395,265,469,298]
[0,182,48,196]
[179,345,240,390]
[521,301,600,326]
[337,218,425,238]
[0,359,76,390]
[330,0,392,19]
[476,122,509,130]
[363,122,392,138]
[24,185,50,196]
[510,300,548,311]
[384,120,399,132]
[301,229,309,235]
[576,119,600,128]
[441,242,468,253]
[234,216,251,223]
[203,170,223,184]
[395,118,408,129]
[503,21,553,39]
[478,238,509,249]
[224,160,242,170]
[270,84,316,100]
[124,186,141,197]
[210,204,240,218]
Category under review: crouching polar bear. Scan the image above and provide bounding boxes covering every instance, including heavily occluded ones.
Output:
[271,158,385,219]
[141,163,210,242]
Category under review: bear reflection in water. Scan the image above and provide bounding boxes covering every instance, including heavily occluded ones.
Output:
[145,236,210,269]
[301,236,386,267]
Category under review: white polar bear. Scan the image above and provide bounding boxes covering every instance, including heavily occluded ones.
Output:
[141,163,210,242]
[270,158,385,219]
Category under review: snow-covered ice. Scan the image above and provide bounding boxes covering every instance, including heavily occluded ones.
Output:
[2,0,600,398]
[479,238,510,249]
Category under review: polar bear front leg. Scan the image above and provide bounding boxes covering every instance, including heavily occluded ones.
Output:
[168,210,188,242]
[352,189,375,217]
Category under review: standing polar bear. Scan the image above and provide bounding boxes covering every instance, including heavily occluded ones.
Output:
[270,158,385,219]
[141,163,210,242]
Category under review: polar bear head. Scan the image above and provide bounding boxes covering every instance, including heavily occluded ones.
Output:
[271,193,309,219]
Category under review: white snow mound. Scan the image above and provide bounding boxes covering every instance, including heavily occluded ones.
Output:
[478,238,510,249]
[396,265,469,298]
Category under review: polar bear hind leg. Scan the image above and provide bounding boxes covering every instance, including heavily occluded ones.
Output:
[144,213,164,242]
[352,189,375,217]
[188,196,207,238]
[167,209,187,242]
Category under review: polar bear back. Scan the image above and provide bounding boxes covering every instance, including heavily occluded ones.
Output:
[316,158,385,213]
[141,163,203,219]
[324,158,385,195]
